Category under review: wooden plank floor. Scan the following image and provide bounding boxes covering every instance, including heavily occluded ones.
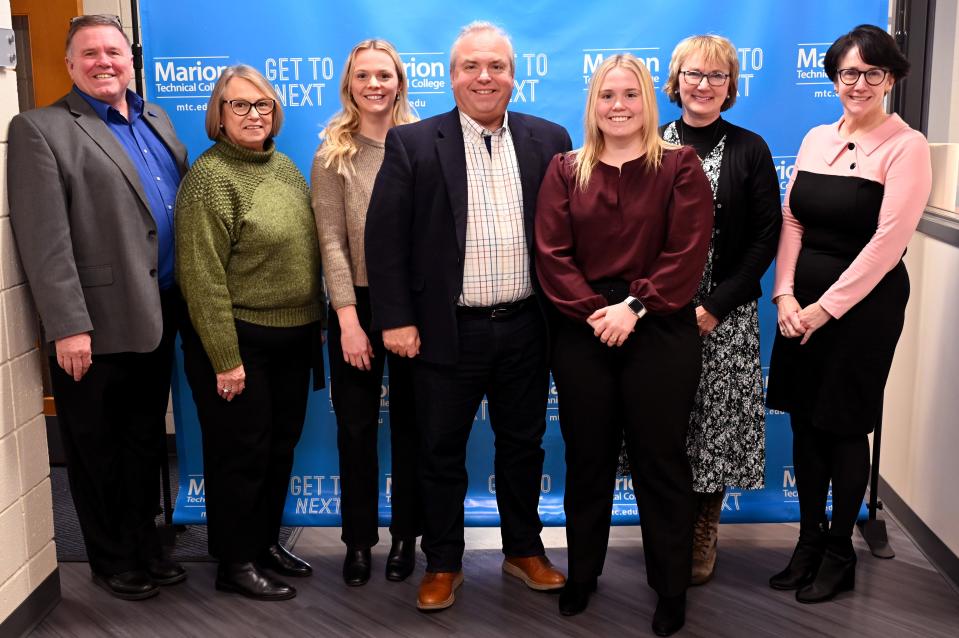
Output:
[32,516,959,637]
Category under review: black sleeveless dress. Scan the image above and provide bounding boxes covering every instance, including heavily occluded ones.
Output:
[766,171,909,435]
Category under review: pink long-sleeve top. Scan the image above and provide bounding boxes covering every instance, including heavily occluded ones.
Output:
[535,147,714,321]
[774,113,931,319]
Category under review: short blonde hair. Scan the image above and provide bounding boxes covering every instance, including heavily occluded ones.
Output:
[574,54,675,191]
[663,34,740,111]
[319,39,417,178]
[205,65,284,141]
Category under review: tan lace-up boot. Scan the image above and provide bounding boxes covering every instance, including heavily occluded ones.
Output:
[691,490,724,585]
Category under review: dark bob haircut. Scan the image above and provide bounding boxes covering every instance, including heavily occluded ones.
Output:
[823,24,910,82]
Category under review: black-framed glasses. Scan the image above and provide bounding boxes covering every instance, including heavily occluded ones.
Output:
[837,68,889,86]
[69,14,122,29]
[224,99,276,116]
[680,70,730,86]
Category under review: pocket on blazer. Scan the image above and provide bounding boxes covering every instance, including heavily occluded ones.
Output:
[77,265,114,287]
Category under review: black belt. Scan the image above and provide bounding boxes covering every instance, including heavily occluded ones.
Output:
[456,296,535,321]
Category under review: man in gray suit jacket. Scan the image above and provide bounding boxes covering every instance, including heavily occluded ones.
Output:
[7,15,188,601]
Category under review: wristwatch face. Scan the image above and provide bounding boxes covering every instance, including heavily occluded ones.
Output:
[627,298,645,315]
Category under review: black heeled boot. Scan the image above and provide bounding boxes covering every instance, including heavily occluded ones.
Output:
[796,537,856,603]
[385,537,416,582]
[558,577,597,616]
[652,592,687,637]
[769,526,827,590]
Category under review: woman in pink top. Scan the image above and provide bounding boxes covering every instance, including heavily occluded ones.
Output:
[766,25,931,604]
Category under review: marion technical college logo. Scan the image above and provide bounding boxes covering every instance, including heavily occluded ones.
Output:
[795,41,836,99]
[582,47,663,88]
[773,155,798,194]
[153,55,229,112]
[401,51,448,110]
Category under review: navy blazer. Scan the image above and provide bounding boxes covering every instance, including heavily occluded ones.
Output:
[365,108,572,365]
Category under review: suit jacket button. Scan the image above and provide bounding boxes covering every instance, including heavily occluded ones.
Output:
[148,230,157,239]
[149,269,158,278]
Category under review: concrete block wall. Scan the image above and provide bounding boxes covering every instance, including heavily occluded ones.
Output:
[0,0,58,624]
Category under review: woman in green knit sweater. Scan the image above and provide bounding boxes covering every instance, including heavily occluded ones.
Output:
[176,65,324,601]
[311,39,420,587]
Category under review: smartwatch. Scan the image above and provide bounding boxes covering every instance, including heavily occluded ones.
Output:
[624,296,647,319]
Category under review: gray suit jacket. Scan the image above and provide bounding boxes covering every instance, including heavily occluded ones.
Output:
[7,90,189,354]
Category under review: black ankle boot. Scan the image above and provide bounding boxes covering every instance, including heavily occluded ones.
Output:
[796,538,856,604]
[343,547,372,586]
[215,562,296,601]
[558,578,597,616]
[385,538,416,582]
[769,528,827,591]
[652,592,686,636]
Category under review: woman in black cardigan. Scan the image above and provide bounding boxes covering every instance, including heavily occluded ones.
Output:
[658,34,781,585]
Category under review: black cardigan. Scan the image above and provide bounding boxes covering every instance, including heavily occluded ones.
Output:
[660,118,782,321]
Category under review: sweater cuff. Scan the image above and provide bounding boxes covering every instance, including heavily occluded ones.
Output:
[207,344,243,374]
[700,297,727,322]
[329,288,358,312]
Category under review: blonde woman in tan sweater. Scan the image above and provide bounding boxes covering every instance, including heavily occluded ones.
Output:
[311,39,419,587]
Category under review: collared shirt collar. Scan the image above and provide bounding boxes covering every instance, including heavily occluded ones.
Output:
[459,109,510,142]
[73,85,144,124]
[821,112,909,164]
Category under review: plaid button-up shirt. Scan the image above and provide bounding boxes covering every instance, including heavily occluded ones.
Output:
[458,110,532,307]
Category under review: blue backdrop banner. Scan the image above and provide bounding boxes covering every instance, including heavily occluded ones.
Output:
[143,0,885,526]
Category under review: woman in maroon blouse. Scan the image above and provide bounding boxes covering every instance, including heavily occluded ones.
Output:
[535,54,713,635]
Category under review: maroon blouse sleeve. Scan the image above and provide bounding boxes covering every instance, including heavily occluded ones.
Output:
[535,154,609,322]
[629,147,714,313]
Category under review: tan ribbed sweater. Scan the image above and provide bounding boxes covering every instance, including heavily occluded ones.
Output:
[311,134,384,310]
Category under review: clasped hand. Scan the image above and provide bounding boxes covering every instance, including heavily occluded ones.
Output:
[216,365,246,402]
[776,295,832,345]
[383,325,420,358]
[587,303,638,347]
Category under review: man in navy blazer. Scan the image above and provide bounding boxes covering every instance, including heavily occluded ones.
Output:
[7,15,188,601]
[365,21,572,611]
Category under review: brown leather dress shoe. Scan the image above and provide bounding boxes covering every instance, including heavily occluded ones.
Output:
[416,571,464,611]
[503,555,566,591]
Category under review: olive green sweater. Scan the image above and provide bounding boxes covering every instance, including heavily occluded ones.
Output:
[175,137,324,372]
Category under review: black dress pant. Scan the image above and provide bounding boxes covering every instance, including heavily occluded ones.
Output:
[414,302,549,572]
[49,287,180,576]
[552,305,700,597]
[327,287,421,548]
[180,318,313,562]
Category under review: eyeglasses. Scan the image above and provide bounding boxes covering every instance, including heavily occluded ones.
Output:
[680,70,730,87]
[837,68,889,86]
[69,14,122,29]
[223,99,276,116]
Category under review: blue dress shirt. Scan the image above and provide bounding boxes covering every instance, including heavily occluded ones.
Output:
[75,87,181,290]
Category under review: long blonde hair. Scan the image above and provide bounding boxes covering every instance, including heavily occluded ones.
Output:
[573,54,677,191]
[319,39,417,177]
